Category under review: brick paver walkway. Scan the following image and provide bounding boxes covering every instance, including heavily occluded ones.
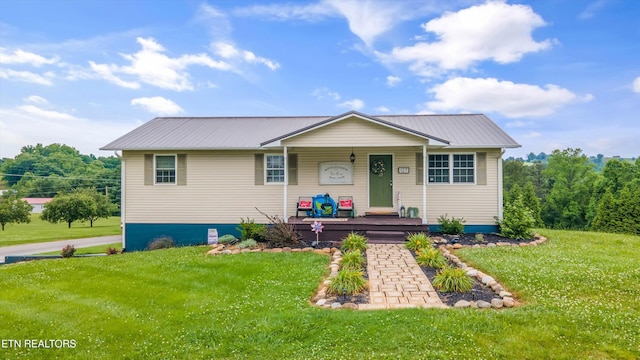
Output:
[361,244,446,310]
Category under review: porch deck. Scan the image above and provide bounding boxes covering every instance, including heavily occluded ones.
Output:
[288,216,429,244]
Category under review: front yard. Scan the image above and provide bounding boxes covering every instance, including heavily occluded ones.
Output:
[0,230,638,359]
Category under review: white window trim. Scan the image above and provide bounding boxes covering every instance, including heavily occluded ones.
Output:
[427,153,476,185]
[264,153,285,185]
[154,154,177,185]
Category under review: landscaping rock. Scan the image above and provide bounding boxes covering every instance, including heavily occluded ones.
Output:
[271,248,283,253]
[316,299,326,306]
[491,298,504,308]
[454,300,471,308]
[466,270,478,277]
[481,275,494,285]
[292,248,302,252]
[453,243,463,249]
[487,243,496,247]
[221,250,233,255]
[499,291,512,298]
[342,302,358,310]
[302,247,314,252]
[503,297,515,307]
[476,300,492,309]
[241,249,251,253]
[321,247,331,254]
[282,247,292,252]
[331,302,342,309]
[206,249,219,255]
[496,242,511,247]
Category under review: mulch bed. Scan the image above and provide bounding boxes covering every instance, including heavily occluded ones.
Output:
[430,232,533,246]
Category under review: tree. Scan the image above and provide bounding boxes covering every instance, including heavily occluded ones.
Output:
[74,188,115,227]
[542,148,597,230]
[590,189,618,233]
[0,196,32,230]
[42,192,95,228]
[522,182,543,227]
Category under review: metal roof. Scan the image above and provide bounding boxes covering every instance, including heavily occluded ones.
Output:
[101,111,520,150]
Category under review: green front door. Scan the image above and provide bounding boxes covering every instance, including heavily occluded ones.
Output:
[369,154,393,207]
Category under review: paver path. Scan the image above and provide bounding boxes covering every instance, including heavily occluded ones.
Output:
[362,244,446,309]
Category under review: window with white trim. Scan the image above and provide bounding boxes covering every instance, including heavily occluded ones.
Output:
[428,153,475,184]
[453,154,474,183]
[265,154,285,184]
[428,154,449,183]
[155,155,176,184]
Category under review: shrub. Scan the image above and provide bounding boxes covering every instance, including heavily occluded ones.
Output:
[405,232,432,251]
[496,195,534,239]
[218,234,236,244]
[432,266,473,292]
[61,244,76,258]
[437,214,465,234]
[474,233,485,243]
[327,269,367,295]
[340,249,365,271]
[257,209,303,248]
[106,247,119,255]
[237,217,266,242]
[237,239,257,249]
[147,237,175,250]
[341,232,368,252]
[415,247,447,269]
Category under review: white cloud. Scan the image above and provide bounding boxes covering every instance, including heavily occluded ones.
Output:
[232,3,336,21]
[23,95,48,104]
[131,96,184,116]
[379,1,552,73]
[633,76,640,93]
[311,87,341,101]
[423,77,586,118]
[90,37,232,91]
[0,104,134,158]
[212,42,279,70]
[386,75,401,87]
[338,98,365,110]
[375,106,390,113]
[0,69,54,85]
[0,48,58,66]
[579,0,609,20]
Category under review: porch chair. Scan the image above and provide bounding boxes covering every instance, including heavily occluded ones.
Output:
[337,196,355,218]
[296,196,313,218]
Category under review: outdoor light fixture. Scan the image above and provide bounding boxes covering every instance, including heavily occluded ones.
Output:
[350,148,356,163]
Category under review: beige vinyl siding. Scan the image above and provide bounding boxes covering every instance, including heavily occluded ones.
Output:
[282,116,427,147]
[124,148,501,225]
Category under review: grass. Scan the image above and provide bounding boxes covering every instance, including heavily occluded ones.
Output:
[0,230,638,359]
[0,214,121,247]
[38,242,122,256]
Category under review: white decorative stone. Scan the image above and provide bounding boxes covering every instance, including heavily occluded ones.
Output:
[331,302,342,309]
[454,300,471,308]
[476,300,491,309]
[491,298,504,308]
[499,291,512,298]
[316,299,326,306]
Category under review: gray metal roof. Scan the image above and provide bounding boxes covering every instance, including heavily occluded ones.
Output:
[101,111,520,150]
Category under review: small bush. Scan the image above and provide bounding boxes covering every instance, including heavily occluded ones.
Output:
[415,247,447,269]
[496,195,534,239]
[106,247,119,255]
[432,266,473,292]
[237,239,257,249]
[61,244,76,258]
[218,234,236,244]
[340,249,365,271]
[237,217,267,242]
[327,269,367,295]
[438,214,465,234]
[474,233,485,243]
[147,237,175,250]
[405,232,432,251]
[341,232,368,252]
[257,209,303,248]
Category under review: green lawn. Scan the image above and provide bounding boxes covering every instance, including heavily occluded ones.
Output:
[38,242,123,256]
[0,214,121,247]
[0,230,638,359]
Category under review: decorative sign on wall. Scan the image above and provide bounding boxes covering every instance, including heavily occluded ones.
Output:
[319,161,354,185]
[207,228,218,245]
[398,167,410,174]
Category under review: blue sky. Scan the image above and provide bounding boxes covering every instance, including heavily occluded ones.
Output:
[1,0,639,159]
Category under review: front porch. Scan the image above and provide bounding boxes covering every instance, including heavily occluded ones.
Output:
[288,215,430,244]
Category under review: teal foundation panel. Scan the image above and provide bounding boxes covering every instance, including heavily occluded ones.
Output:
[124,223,240,251]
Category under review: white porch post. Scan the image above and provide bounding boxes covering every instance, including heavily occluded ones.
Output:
[422,145,427,225]
[283,146,288,223]
[498,148,505,220]
[115,151,126,249]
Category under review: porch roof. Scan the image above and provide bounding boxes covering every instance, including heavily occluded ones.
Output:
[101,111,520,151]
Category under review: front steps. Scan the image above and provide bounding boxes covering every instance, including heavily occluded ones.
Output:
[365,230,406,244]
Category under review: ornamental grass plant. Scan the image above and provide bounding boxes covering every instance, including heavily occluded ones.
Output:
[340,232,368,252]
[405,232,432,251]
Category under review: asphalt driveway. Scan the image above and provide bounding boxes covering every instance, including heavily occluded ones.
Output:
[0,235,122,263]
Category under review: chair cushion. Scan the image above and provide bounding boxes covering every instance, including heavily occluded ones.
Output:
[339,199,353,209]
[299,200,312,209]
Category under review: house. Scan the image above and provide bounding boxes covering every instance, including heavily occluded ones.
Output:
[101,111,520,251]
[21,198,53,213]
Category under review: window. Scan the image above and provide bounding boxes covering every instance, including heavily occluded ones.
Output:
[453,154,474,183]
[265,154,285,183]
[155,155,176,184]
[427,153,475,184]
[428,154,449,183]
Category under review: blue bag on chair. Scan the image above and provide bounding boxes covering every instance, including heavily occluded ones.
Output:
[312,193,337,218]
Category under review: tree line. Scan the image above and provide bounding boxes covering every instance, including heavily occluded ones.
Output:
[0,143,121,230]
[504,148,640,235]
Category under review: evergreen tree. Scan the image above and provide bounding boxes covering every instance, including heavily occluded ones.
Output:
[522,182,543,226]
[590,189,618,233]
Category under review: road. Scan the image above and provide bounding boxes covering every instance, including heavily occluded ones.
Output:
[0,235,122,263]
